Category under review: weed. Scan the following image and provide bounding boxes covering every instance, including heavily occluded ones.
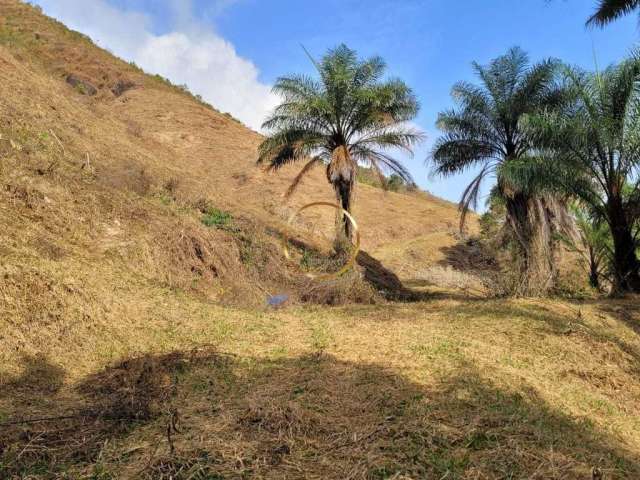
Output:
[201,208,232,228]
[90,464,114,480]
[158,192,172,205]
[428,452,469,478]
[410,339,464,361]
[300,249,312,269]
[308,320,332,352]
[369,464,401,479]
[163,177,180,195]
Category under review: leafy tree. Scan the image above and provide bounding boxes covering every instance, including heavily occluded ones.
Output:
[430,47,567,295]
[587,0,640,26]
[258,44,422,247]
[387,173,407,192]
[525,56,640,293]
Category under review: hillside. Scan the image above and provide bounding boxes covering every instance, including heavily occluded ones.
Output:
[1,1,640,479]
[0,0,476,298]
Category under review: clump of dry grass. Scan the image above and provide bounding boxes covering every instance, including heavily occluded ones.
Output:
[415,264,487,293]
[297,272,379,305]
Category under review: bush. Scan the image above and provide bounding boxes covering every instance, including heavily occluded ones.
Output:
[201,207,232,228]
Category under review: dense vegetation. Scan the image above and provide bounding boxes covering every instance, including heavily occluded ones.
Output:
[425,42,640,296]
[259,40,640,297]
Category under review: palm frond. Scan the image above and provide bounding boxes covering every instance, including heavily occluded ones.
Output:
[587,0,640,26]
[430,136,497,176]
[285,156,322,198]
[459,163,493,231]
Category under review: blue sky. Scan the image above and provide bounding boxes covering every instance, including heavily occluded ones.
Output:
[34,0,638,207]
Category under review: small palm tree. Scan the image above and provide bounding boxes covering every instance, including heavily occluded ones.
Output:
[587,0,640,26]
[258,44,423,247]
[430,47,566,295]
[560,204,612,290]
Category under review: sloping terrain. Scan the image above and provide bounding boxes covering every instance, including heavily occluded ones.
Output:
[0,0,465,250]
[1,2,640,479]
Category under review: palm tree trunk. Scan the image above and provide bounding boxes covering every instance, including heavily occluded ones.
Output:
[328,145,356,252]
[333,176,354,251]
[608,199,640,293]
[505,193,558,296]
[588,247,601,290]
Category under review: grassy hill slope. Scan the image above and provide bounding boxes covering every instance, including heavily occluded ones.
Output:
[1,2,640,479]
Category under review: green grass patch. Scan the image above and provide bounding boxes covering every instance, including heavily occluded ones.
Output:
[201,207,232,228]
[410,339,465,360]
[308,319,333,352]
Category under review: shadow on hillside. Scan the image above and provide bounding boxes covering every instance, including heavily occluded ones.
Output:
[596,301,640,336]
[437,237,498,275]
[1,348,638,478]
[449,300,640,380]
[285,232,483,302]
[285,234,429,302]
[0,354,66,404]
[356,250,427,301]
[0,349,227,476]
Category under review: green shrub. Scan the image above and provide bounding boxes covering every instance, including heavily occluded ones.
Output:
[201,207,232,228]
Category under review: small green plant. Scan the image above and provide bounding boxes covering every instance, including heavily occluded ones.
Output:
[201,207,232,228]
[90,464,114,480]
[300,249,312,269]
[158,193,172,205]
[308,320,332,352]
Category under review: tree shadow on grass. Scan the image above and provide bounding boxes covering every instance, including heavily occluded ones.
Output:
[0,349,227,477]
[1,348,639,479]
[0,353,66,402]
[281,234,425,302]
[448,300,640,381]
[594,300,640,336]
[436,237,499,276]
[356,250,428,301]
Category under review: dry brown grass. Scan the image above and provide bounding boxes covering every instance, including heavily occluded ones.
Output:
[2,298,640,478]
[1,2,640,479]
[0,0,471,254]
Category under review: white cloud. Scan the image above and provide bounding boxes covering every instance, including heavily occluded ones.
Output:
[33,0,277,130]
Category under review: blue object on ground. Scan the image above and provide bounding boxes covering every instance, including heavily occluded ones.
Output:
[267,294,289,307]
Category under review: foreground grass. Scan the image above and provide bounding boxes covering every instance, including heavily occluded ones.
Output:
[2,289,640,479]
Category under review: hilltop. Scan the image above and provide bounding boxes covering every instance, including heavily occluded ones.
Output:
[1,2,640,479]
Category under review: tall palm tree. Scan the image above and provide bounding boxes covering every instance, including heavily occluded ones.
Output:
[525,57,640,293]
[587,0,640,27]
[430,47,566,296]
[257,44,422,247]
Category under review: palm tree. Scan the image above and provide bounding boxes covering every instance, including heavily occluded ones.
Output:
[587,0,640,27]
[257,44,422,247]
[559,203,612,290]
[430,47,566,296]
[525,56,640,293]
